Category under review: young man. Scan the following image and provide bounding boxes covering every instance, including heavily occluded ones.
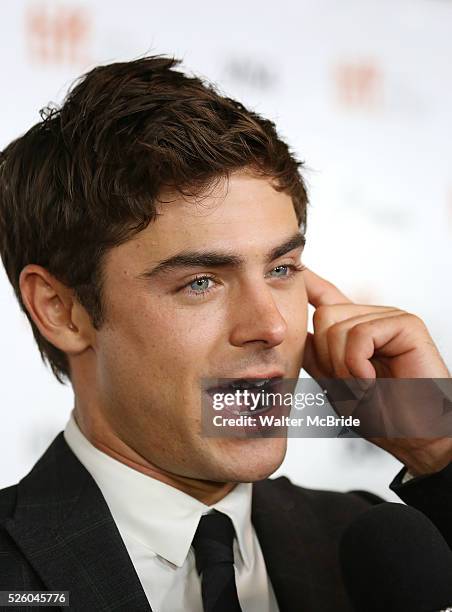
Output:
[0,56,451,612]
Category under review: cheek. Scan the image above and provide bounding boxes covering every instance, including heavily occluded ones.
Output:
[106,294,224,378]
[161,308,224,364]
[280,279,308,331]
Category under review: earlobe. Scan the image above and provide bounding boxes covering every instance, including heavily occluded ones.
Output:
[19,264,90,355]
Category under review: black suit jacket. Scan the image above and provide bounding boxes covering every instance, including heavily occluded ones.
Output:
[1,432,452,612]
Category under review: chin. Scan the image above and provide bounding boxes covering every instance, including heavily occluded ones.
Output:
[216,436,287,483]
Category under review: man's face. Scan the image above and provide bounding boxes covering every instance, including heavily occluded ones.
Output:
[92,169,308,482]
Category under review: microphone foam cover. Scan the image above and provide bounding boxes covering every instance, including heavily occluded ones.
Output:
[339,502,452,612]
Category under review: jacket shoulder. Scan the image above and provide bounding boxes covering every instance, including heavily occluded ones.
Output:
[254,475,384,526]
[259,474,384,502]
[0,484,17,521]
[0,483,44,590]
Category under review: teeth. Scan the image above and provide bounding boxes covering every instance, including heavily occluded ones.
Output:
[230,378,271,390]
[253,379,270,387]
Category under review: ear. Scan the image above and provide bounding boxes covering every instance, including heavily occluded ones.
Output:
[19,264,95,355]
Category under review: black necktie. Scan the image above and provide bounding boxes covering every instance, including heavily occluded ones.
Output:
[192,510,243,612]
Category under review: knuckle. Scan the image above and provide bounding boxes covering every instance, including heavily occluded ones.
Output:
[403,312,424,327]
[349,322,368,339]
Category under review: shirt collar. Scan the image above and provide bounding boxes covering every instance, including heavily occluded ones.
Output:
[63,411,253,569]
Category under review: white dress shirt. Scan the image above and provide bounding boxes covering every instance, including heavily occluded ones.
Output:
[64,411,279,612]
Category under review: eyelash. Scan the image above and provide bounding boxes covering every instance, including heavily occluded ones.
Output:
[182,263,307,298]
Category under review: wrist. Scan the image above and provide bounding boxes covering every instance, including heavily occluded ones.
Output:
[400,438,452,477]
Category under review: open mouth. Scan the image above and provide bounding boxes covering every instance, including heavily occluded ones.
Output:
[205,376,284,415]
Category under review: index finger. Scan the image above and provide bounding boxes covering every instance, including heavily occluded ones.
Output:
[303,267,353,307]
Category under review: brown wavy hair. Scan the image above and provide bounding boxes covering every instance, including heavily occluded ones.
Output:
[0,55,309,383]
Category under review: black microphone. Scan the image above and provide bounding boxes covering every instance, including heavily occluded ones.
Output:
[339,502,452,612]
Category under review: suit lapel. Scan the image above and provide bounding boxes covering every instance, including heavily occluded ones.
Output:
[3,433,152,612]
[251,478,342,612]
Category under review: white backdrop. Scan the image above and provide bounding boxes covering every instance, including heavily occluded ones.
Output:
[1,0,452,500]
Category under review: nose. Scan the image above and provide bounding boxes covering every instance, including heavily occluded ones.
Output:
[229,282,288,348]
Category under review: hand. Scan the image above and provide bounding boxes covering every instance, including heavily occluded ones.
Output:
[301,267,452,476]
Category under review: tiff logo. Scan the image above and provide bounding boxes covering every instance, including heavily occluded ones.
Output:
[25,3,91,65]
[334,60,383,110]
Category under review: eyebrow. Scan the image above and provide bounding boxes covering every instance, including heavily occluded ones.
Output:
[138,231,306,281]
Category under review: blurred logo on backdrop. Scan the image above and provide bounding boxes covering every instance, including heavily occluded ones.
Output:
[222,56,279,91]
[333,59,383,111]
[25,2,91,65]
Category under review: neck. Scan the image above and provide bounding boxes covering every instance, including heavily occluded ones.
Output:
[73,409,235,506]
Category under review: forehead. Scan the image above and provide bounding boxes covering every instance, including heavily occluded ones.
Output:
[109,171,300,270]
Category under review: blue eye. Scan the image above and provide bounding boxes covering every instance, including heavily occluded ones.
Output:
[183,275,217,297]
[189,277,213,293]
[270,265,290,277]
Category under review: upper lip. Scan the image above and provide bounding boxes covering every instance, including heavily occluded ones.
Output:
[228,371,284,381]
